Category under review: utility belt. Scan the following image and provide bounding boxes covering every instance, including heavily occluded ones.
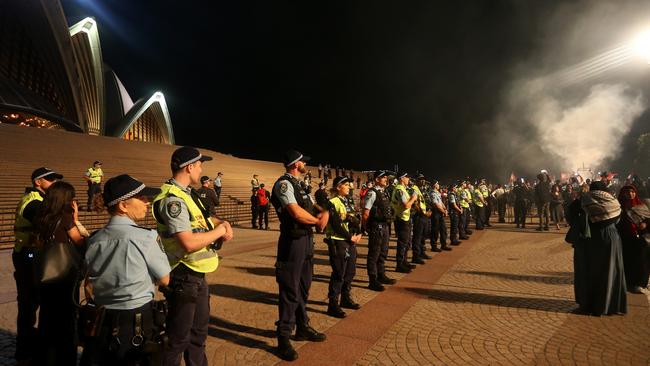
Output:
[79,300,168,352]
[171,263,205,279]
[279,224,313,239]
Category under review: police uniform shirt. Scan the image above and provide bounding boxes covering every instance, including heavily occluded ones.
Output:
[395,187,410,205]
[214,177,222,188]
[157,179,193,234]
[363,186,384,210]
[85,216,171,310]
[20,188,44,223]
[272,173,298,209]
[430,190,443,206]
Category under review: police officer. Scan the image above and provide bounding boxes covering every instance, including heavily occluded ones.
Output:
[362,170,396,292]
[152,146,234,366]
[324,176,362,318]
[430,180,452,251]
[447,182,464,245]
[83,174,171,365]
[513,178,529,228]
[13,167,62,364]
[479,179,492,227]
[391,172,418,273]
[271,150,329,361]
[459,181,473,236]
[84,160,104,212]
[473,181,486,230]
[411,174,431,264]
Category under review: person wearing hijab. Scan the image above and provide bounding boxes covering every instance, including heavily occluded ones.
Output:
[579,181,627,316]
[617,185,649,294]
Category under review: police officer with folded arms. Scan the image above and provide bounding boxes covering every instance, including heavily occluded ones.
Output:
[83,174,171,365]
[411,174,432,263]
[430,180,452,251]
[270,150,329,361]
[153,146,234,366]
[362,170,396,292]
[391,172,418,273]
[13,167,62,365]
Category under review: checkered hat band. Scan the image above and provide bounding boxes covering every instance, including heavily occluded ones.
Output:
[33,171,54,181]
[107,184,146,207]
[179,154,202,168]
[287,154,303,166]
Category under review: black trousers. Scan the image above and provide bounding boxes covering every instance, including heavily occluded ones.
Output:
[395,219,412,267]
[82,302,159,366]
[449,212,460,242]
[214,187,222,201]
[12,248,39,361]
[251,206,258,228]
[432,211,448,247]
[497,198,507,222]
[275,234,313,337]
[463,207,471,232]
[326,239,357,299]
[412,215,427,260]
[258,205,269,229]
[87,182,101,210]
[35,271,79,366]
[163,267,209,366]
[515,200,527,226]
[537,202,550,229]
[366,223,389,277]
[475,206,485,229]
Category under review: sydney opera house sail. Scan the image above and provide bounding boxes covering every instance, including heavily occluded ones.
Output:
[0,0,175,144]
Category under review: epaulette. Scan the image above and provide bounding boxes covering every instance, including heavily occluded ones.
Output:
[88,230,101,238]
[130,224,155,231]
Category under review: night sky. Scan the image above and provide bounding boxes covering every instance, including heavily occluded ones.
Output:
[60,0,650,182]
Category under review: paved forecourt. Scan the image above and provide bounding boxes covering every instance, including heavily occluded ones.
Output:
[0,222,648,365]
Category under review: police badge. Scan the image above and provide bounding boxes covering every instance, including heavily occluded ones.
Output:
[167,201,182,218]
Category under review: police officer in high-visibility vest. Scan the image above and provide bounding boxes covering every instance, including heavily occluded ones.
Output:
[391,172,419,273]
[479,179,492,227]
[271,150,329,361]
[324,176,362,319]
[153,146,234,366]
[473,181,486,230]
[459,181,473,236]
[362,170,396,292]
[411,174,432,264]
[84,160,104,212]
[13,167,62,364]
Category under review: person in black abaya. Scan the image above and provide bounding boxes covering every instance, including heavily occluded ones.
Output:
[579,181,627,316]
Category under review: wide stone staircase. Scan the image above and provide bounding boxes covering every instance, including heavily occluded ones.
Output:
[0,124,294,249]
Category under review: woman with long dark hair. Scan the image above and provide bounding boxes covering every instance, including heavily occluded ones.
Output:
[34,181,87,365]
[617,185,649,294]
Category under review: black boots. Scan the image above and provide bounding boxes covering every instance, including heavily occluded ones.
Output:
[294,325,327,342]
[327,297,346,318]
[277,336,298,361]
[378,272,396,285]
[340,293,361,309]
[368,275,385,291]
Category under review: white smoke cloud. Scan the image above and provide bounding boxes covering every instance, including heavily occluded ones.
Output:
[523,82,645,172]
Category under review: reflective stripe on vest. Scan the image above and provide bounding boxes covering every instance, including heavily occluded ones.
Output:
[14,191,43,252]
[413,185,427,212]
[473,189,484,207]
[391,184,411,221]
[152,183,219,273]
[459,188,470,208]
[325,196,349,240]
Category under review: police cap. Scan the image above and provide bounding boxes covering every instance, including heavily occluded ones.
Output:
[283,150,311,167]
[31,167,63,182]
[332,176,351,187]
[171,146,213,170]
[415,173,426,180]
[374,170,389,179]
[397,171,409,179]
[200,176,210,184]
[103,174,161,207]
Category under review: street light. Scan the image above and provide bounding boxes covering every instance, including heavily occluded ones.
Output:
[633,29,650,64]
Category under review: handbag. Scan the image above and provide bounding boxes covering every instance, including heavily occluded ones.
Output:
[37,220,81,283]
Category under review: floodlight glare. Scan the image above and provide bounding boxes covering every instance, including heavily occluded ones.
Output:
[633,29,650,64]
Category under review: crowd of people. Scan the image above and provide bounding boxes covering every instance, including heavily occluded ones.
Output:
[11,147,650,364]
